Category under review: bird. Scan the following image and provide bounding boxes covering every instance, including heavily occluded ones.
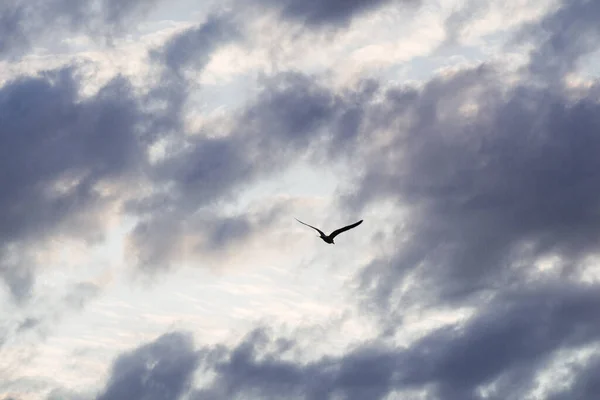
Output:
[295,218,363,244]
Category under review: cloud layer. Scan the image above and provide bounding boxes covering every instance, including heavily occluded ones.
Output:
[78,281,600,400]
[2,0,600,399]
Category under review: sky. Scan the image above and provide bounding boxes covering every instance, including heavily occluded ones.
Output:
[2,0,600,399]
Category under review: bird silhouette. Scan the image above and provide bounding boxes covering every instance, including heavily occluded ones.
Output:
[295,218,363,244]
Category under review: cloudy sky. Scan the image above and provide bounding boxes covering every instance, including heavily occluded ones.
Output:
[2,0,600,399]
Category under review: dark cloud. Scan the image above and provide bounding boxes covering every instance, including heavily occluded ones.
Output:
[3,2,600,399]
[123,134,265,272]
[85,281,600,400]
[0,23,373,284]
[244,73,378,156]
[242,0,419,28]
[168,0,600,324]
[401,282,600,398]
[199,283,600,399]
[517,0,600,79]
[127,43,591,297]
[442,0,600,80]
[0,67,146,300]
[140,13,241,146]
[0,4,27,56]
[152,13,240,76]
[0,0,164,58]
[97,332,199,400]
[187,326,399,400]
[125,71,374,273]
[100,0,163,26]
[0,12,242,297]
[0,68,143,242]
[337,61,600,310]
[239,72,341,155]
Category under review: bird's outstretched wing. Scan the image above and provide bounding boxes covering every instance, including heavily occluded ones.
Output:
[295,218,326,236]
[329,220,363,239]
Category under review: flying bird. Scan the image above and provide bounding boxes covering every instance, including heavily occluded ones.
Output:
[295,218,363,244]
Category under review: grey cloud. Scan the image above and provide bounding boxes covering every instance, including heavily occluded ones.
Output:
[127,197,287,273]
[0,10,251,293]
[87,282,598,400]
[97,332,199,400]
[0,0,165,58]
[205,215,252,249]
[125,71,371,273]
[189,327,336,400]
[400,282,600,398]
[100,0,163,26]
[241,72,339,147]
[238,72,379,163]
[153,136,255,207]
[0,4,27,56]
[0,68,143,243]
[517,0,600,79]
[237,72,342,162]
[199,283,600,400]
[142,14,243,144]
[0,11,239,297]
[124,135,260,273]
[441,0,600,80]
[242,0,419,28]
[2,2,597,399]
[131,72,376,245]
[152,13,240,76]
[342,61,600,310]
[0,67,147,300]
